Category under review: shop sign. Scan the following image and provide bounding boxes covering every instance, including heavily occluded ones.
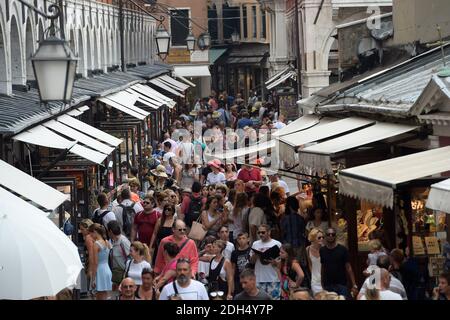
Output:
[190,50,209,63]
[412,236,426,255]
[428,256,446,277]
[425,236,441,255]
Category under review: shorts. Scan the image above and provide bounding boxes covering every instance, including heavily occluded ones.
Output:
[257,282,281,300]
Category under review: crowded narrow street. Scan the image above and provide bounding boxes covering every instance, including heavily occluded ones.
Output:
[0,0,449,304]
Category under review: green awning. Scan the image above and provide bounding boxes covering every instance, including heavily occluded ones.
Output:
[209,48,228,65]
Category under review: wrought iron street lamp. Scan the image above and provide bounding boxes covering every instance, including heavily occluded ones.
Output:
[198,32,211,51]
[186,30,196,52]
[231,30,240,43]
[17,1,78,105]
[155,22,171,59]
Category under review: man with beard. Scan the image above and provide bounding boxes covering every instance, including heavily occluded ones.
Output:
[159,258,209,300]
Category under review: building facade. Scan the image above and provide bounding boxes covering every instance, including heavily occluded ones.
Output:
[155,0,211,99]
[209,0,270,102]
[285,0,393,98]
[0,0,156,95]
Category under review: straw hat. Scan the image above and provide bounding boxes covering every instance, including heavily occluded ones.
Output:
[189,110,198,116]
[212,111,221,118]
[150,165,168,178]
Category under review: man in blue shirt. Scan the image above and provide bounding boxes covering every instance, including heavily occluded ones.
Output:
[237,111,253,129]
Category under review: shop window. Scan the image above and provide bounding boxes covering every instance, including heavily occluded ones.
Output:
[242,5,248,39]
[208,4,219,43]
[252,6,257,38]
[223,4,241,40]
[261,8,266,39]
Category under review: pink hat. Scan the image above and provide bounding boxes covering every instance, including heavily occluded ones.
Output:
[208,159,224,171]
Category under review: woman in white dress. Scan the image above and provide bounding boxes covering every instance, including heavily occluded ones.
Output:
[306,228,324,296]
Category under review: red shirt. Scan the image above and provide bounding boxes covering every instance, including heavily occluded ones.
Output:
[133,210,161,246]
[237,168,262,192]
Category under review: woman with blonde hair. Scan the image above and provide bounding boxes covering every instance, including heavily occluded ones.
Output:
[88,223,112,300]
[306,228,325,295]
[124,241,152,286]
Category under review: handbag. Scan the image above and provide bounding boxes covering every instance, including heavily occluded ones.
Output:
[188,215,207,241]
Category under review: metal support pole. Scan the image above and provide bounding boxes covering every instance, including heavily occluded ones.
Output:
[260,64,265,101]
[58,0,66,40]
[112,149,117,187]
[125,130,130,166]
[131,129,136,166]
[137,122,143,188]
[294,0,302,99]
[119,0,126,72]
[0,135,4,161]
[327,175,333,227]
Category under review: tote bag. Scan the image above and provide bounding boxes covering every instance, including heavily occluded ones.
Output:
[188,215,207,241]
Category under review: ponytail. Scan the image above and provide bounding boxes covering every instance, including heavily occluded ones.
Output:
[143,244,151,263]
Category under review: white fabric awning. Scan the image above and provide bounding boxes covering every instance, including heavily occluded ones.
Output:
[124,89,161,109]
[272,115,330,137]
[174,65,211,77]
[43,120,114,155]
[0,160,69,211]
[339,146,450,209]
[159,75,190,91]
[14,125,76,150]
[14,125,109,164]
[266,71,296,90]
[279,117,375,147]
[175,75,196,87]
[206,140,276,160]
[426,179,450,213]
[150,78,185,97]
[13,113,121,165]
[265,67,292,86]
[127,88,165,107]
[57,114,122,147]
[299,122,418,175]
[132,84,176,108]
[99,95,149,120]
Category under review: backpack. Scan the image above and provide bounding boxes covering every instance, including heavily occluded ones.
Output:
[119,202,135,237]
[92,209,110,226]
[185,196,203,228]
[62,219,74,236]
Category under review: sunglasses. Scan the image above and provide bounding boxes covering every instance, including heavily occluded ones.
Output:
[177,258,190,263]
[257,231,267,235]
[326,233,336,236]
[317,236,324,240]
[177,228,187,232]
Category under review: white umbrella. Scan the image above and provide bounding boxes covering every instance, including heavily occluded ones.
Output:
[0,186,83,300]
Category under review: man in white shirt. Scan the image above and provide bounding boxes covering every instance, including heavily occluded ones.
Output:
[163,141,176,176]
[113,189,144,237]
[358,255,407,299]
[273,114,286,130]
[177,136,194,166]
[159,259,209,300]
[250,224,282,300]
[269,174,290,196]
[163,132,178,153]
[359,268,403,300]
[218,226,235,260]
[206,160,226,185]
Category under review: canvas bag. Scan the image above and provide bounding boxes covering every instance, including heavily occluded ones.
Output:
[188,215,207,241]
